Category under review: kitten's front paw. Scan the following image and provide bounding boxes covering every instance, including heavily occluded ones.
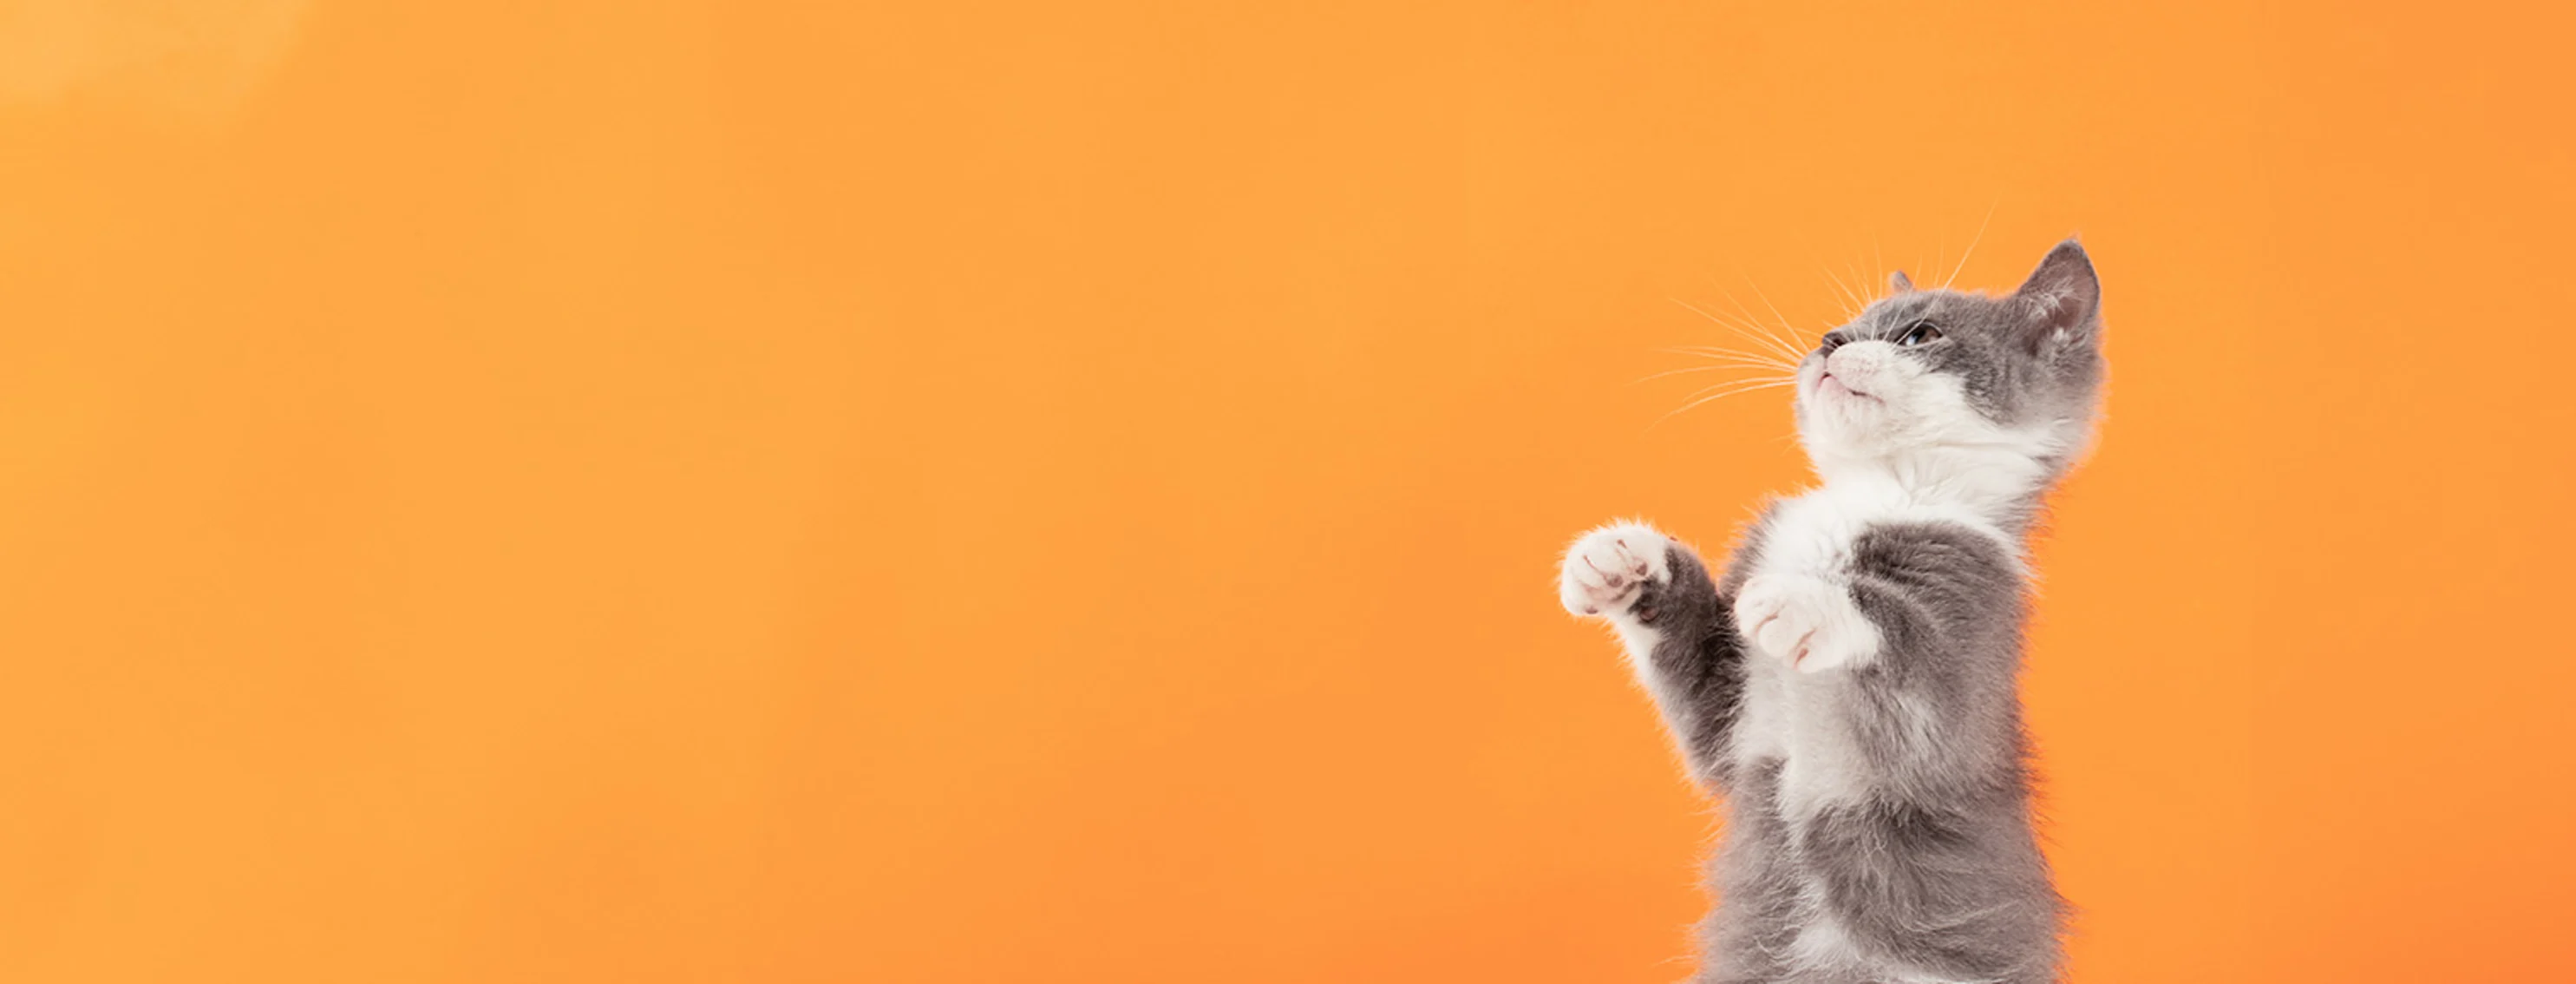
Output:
[1731,574,1879,672]
[1559,523,1673,619]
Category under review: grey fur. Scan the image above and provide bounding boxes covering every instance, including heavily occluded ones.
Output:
[1597,239,2105,983]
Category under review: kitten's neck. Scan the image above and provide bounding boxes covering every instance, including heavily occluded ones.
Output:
[1809,442,2058,537]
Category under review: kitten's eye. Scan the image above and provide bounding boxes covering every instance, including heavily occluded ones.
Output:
[1898,322,1944,347]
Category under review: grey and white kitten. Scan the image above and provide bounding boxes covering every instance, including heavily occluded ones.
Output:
[1559,240,2104,984]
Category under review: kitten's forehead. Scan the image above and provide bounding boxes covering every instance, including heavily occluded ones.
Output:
[1861,290,2006,333]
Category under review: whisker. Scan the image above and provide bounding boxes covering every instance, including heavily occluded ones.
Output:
[1747,280,1801,343]
[1654,361,1796,379]
[1670,298,1808,364]
[1847,260,1880,304]
[1679,377,1796,401]
[1651,392,1792,430]
[1944,201,1997,290]
[1711,288,1812,364]
[1661,390,1794,427]
[1822,268,1863,319]
[1631,363,1778,384]
[1651,377,1799,428]
[1657,343,1791,358]
[1655,346,1801,371]
[1735,280,1819,363]
[1671,295,1793,349]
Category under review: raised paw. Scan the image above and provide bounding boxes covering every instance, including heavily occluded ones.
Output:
[1559,523,1674,619]
[1730,573,1880,672]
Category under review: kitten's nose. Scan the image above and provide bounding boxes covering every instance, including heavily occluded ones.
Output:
[1824,342,1886,381]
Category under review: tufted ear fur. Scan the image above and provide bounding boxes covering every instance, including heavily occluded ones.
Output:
[1888,270,1914,293]
[2011,238,2100,351]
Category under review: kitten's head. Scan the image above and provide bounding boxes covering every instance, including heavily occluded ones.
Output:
[1794,239,2105,475]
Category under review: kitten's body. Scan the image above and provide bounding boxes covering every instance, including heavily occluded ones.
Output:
[1561,242,2106,983]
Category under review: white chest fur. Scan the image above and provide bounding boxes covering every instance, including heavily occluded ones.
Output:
[1729,467,2027,819]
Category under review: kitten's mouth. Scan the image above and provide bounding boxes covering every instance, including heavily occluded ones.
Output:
[1818,372,1876,402]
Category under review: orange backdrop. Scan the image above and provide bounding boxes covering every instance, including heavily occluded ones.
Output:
[3,2,2572,981]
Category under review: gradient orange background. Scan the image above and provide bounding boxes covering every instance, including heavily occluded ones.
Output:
[3,2,2572,981]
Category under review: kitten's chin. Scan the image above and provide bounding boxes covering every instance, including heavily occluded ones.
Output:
[1795,390,1886,449]
[1794,416,1876,465]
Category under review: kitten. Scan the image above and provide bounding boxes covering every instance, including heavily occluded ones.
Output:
[1559,240,2104,984]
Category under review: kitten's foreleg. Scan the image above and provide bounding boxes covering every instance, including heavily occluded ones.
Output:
[1560,522,1747,783]
[1834,522,2030,773]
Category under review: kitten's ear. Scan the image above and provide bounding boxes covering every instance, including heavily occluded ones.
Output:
[1888,270,1914,293]
[2011,238,2101,351]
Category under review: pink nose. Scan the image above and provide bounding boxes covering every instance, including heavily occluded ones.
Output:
[1825,347,1865,377]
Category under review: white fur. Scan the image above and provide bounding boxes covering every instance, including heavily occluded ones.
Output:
[1559,522,1675,677]
[1797,339,2069,510]
[1734,571,1880,672]
[1726,343,2057,825]
[1791,902,2004,984]
[1787,908,1861,971]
